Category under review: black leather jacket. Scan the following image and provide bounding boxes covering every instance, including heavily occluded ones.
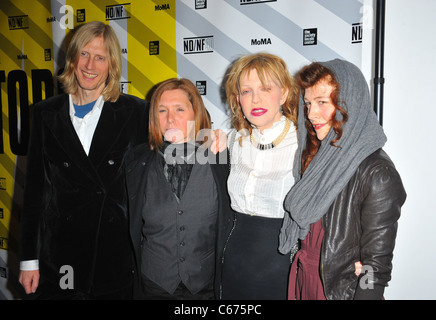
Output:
[320,149,406,300]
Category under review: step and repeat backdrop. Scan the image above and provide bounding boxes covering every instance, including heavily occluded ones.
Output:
[0,0,372,299]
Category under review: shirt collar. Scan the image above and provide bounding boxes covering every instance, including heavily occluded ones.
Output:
[251,115,287,143]
[69,94,104,119]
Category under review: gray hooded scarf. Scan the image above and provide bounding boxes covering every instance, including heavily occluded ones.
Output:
[279,59,387,254]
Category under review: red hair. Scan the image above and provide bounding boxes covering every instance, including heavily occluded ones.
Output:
[296,62,348,173]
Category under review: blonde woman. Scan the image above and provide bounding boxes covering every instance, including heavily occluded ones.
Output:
[219,53,299,299]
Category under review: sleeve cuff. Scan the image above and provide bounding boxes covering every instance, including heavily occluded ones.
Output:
[20,260,39,271]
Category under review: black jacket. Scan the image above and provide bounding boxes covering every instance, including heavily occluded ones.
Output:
[321,149,406,299]
[19,93,148,295]
[124,144,235,299]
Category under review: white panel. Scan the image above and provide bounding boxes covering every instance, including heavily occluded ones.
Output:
[383,0,436,300]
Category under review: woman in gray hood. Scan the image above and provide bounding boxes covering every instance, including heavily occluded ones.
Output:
[279,59,406,300]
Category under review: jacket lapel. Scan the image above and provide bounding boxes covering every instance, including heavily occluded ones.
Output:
[88,97,134,167]
[42,94,92,164]
[41,94,102,184]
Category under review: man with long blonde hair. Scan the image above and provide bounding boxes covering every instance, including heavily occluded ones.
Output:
[18,21,148,299]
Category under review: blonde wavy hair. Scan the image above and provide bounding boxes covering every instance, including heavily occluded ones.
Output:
[224,52,299,135]
[58,21,122,102]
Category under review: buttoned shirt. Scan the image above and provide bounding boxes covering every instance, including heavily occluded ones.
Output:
[227,116,298,218]
[70,95,104,155]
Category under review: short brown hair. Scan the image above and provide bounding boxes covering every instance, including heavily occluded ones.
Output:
[58,21,122,102]
[148,78,211,150]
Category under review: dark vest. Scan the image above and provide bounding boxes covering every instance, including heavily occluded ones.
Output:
[141,155,218,294]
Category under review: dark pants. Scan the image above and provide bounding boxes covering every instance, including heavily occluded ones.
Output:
[25,276,133,300]
[141,274,214,300]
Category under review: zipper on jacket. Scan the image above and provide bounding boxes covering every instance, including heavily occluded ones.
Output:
[320,254,328,300]
[219,131,237,299]
[219,212,237,299]
[320,217,328,300]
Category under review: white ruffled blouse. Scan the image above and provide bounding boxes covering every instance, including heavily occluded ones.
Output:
[227,116,298,218]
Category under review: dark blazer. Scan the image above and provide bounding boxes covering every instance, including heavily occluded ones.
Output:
[19,93,149,295]
[124,143,235,299]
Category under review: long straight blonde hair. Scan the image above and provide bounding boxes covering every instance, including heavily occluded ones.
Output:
[58,21,122,102]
